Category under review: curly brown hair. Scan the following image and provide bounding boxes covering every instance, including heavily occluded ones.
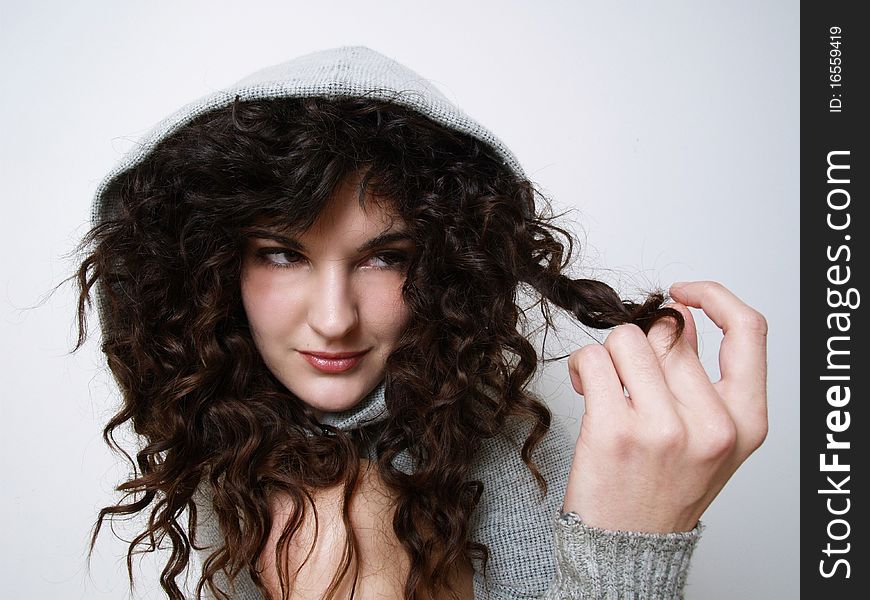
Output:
[73,96,685,600]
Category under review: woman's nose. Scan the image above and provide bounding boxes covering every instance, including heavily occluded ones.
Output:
[306,266,359,340]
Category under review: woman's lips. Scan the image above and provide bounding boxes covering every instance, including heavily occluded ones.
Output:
[299,350,369,373]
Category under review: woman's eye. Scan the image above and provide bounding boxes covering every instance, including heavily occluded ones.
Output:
[253,248,409,270]
[256,248,304,268]
[366,251,409,270]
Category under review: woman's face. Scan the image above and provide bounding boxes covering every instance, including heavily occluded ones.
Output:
[240,177,413,418]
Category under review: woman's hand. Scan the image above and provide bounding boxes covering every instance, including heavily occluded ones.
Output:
[561,280,768,533]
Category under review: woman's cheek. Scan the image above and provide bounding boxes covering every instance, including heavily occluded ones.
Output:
[371,277,410,332]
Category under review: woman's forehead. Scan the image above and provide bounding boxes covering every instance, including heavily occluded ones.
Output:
[244,195,410,250]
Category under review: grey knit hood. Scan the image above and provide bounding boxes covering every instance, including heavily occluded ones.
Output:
[91,45,526,229]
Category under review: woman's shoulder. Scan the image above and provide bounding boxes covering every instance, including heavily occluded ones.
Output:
[189,481,265,599]
[471,412,575,491]
[465,412,576,594]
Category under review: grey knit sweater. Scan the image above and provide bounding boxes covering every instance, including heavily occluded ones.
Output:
[190,380,702,599]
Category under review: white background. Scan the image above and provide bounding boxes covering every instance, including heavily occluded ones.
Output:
[0,1,798,598]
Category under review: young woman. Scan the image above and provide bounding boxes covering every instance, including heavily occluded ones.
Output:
[75,46,768,600]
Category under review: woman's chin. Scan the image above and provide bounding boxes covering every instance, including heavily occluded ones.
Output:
[290,380,378,418]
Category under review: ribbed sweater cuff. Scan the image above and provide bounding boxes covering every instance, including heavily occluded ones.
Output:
[548,512,704,599]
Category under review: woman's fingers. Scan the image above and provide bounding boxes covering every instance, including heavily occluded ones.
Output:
[668,281,768,401]
[645,301,698,363]
[646,303,737,455]
[661,300,699,356]
[603,324,677,418]
[668,281,769,451]
[571,319,692,420]
[571,281,766,430]
[645,303,718,410]
[568,344,629,419]
[563,281,769,533]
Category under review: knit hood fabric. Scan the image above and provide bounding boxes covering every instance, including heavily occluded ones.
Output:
[318,379,388,431]
[90,45,526,229]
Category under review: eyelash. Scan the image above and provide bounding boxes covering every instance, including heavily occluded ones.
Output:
[255,248,410,271]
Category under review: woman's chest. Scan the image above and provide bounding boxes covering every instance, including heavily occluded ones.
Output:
[256,463,474,599]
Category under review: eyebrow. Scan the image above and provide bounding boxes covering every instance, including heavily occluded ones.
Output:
[354,230,413,253]
[248,228,412,254]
